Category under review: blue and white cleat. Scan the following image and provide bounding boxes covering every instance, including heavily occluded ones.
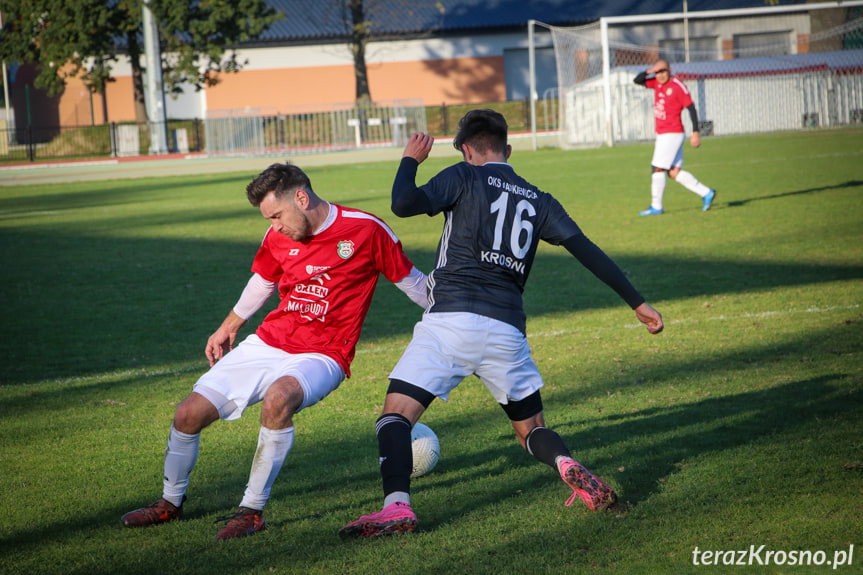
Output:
[638,207,664,216]
[702,189,716,211]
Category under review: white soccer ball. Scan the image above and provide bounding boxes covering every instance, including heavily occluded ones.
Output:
[410,422,440,478]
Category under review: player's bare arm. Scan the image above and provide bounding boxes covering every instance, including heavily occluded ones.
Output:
[635,302,664,334]
[403,132,434,164]
[205,310,247,366]
[690,132,701,149]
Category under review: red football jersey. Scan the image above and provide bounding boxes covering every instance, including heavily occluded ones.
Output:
[646,76,693,134]
[251,204,414,376]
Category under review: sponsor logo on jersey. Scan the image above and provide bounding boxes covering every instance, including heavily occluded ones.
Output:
[284,298,329,321]
[337,240,355,259]
[487,176,538,199]
[294,283,329,298]
[306,264,330,275]
[288,273,332,322]
[480,250,526,274]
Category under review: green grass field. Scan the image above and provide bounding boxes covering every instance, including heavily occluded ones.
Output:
[1,129,861,574]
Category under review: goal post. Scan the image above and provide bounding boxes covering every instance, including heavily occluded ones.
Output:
[538,1,863,149]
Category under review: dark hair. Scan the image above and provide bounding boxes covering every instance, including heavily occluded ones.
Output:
[453,109,508,155]
[246,162,313,207]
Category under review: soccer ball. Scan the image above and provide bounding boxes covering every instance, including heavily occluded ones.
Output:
[410,422,440,478]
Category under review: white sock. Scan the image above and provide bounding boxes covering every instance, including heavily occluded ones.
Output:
[674,170,711,197]
[163,425,199,507]
[239,426,294,510]
[384,492,411,508]
[554,455,573,473]
[651,171,666,210]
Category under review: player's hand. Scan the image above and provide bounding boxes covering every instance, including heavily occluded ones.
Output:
[690,132,701,149]
[205,327,237,367]
[403,132,434,164]
[647,62,663,75]
[205,311,246,366]
[635,302,664,334]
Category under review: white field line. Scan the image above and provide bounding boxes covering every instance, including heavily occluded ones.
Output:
[353,303,860,356]
[0,159,120,171]
[530,303,860,339]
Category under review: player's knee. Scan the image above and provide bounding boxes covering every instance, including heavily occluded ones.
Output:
[652,166,665,174]
[262,377,303,419]
[173,398,214,434]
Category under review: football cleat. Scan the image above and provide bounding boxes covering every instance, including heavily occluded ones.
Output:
[559,459,617,511]
[121,497,184,528]
[338,502,417,539]
[702,189,716,211]
[639,206,664,216]
[214,507,267,540]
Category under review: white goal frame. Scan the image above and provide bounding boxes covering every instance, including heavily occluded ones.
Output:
[528,1,863,149]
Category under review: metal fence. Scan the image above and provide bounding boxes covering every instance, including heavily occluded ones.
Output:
[0,120,205,163]
[0,97,561,164]
[204,99,427,156]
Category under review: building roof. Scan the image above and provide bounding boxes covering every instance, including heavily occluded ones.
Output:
[615,49,863,80]
[674,49,863,77]
[257,0,772,43]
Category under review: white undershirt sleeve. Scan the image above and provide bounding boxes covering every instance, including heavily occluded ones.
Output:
[394,266,429,310]
[232,273,277,320]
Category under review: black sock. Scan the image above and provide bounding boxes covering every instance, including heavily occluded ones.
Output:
[525,426,571,469]
[376,413,412,496]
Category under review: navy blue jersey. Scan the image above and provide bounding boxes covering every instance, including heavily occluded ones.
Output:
[418,161,582,333]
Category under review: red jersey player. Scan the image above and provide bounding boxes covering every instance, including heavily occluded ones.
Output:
[634,59,716,216]
[121,162,427,540]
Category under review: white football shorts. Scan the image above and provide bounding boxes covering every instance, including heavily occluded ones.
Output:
[651,132,685,170]
[193,334,345,421]
[389,312,544,405]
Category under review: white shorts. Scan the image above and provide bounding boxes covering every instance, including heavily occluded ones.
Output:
[193,334,345,421]
[389,312,544,405]
[651,132,685,170]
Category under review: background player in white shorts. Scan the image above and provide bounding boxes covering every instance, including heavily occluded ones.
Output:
[634,59,717,216]
[340,109,664,539]
[121,162,427,540]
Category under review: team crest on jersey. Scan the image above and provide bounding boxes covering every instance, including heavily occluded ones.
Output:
[337,240,355,259]
[666,88,673,95]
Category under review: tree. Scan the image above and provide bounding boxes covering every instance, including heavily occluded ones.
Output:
[323,0,445,104]
[0,0,118,97]
[0,0,282,122]
[348,0,372,103]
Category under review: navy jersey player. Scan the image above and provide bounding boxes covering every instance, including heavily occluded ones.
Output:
[340,109,664,538]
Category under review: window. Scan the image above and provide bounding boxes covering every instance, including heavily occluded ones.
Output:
[659,36,721,63]
[733,30,792,57]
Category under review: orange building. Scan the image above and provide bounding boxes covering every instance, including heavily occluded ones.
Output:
[7,0,847,130]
